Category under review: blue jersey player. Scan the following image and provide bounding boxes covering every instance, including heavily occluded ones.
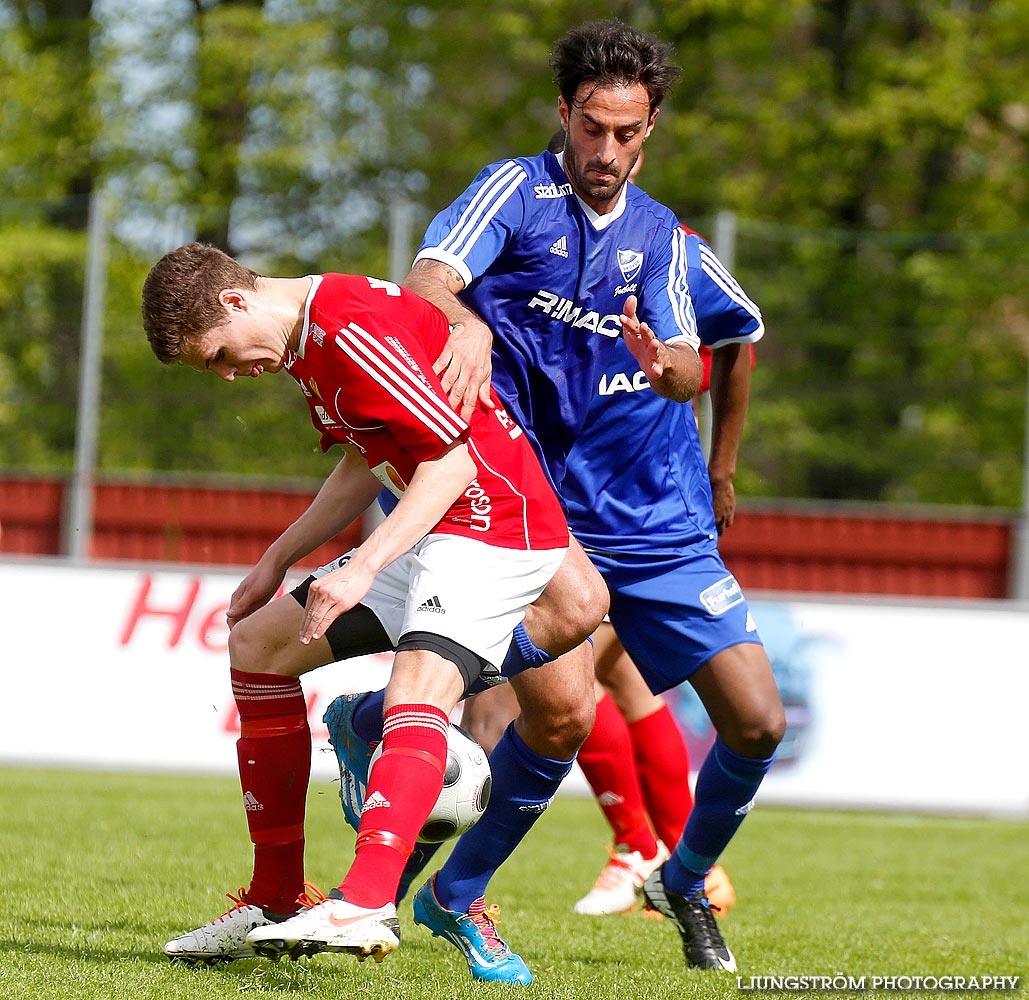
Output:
[461,202,778,959]
[558,228,778,940]
[323,20,780,981]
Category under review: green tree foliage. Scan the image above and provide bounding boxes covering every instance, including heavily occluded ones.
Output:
[635,1,1029,504]
[0,0,97,467]
[1,0,1027,506]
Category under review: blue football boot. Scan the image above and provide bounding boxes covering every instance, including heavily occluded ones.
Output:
[323,692,377,831]
[412,872,532,984]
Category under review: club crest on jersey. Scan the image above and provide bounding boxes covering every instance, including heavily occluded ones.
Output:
[617,249,644,284]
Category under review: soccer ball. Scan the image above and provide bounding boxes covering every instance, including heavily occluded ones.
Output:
[368,723,492,843]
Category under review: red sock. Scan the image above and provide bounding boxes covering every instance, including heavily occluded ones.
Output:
[629,703,692,849]
[231,668,311,914]
[577,694,658,858]
[339,704,449,908]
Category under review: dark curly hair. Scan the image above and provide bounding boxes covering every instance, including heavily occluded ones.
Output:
[551,20,681,116]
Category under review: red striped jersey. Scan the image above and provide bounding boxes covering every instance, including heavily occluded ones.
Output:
[285,273,568,551]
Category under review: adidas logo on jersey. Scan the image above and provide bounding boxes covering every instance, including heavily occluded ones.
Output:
[549,236,569,257]
[417,595,445,614]
[243,791,264,812]
[363,791,391,813]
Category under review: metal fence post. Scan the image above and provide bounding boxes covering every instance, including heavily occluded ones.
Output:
[64,186,109,561]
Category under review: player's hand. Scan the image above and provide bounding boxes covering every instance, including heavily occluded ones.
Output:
[227,562,287,629]
[710,476,736,535]
[620,295,666,379]
[433,319,495,422]
[298,561,374,644]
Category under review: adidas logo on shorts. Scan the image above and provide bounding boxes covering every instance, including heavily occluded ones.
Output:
[417,595,445,614]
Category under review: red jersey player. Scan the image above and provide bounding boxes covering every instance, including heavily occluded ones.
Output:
[141,243,576,966]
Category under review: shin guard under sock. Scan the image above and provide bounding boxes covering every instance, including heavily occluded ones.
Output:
[629,703,693,850]
[232,668,311,914]
[339,703,448,908]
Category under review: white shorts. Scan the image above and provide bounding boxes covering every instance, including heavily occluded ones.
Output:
[313,533,567,669]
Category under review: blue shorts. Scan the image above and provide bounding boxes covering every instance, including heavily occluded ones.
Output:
[585,539,763,695]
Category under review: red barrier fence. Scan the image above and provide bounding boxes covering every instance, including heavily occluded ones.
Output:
[0,475,363,571]
[0,474,1016,599]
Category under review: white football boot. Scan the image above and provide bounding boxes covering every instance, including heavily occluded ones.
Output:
[164,888,284,964]
[247,893,400,963]
[573,841,671,915]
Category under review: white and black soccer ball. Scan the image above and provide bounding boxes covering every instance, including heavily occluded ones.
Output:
[368,723,491,843]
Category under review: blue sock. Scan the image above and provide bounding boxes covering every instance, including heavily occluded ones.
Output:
[501,621,557,675]
[663,738,775,899]
[352,689,386,743]
[433,723,574,912]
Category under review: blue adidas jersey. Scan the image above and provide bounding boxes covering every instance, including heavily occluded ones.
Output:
[414,150,700,491]
[562,230,764,554]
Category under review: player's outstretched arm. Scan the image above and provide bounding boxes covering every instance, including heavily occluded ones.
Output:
[299,441,477,644]
[620,295,703,402]
[404,258,494,421]
[227,449,382,628]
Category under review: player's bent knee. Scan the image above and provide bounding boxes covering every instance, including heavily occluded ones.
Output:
[522,703,594,758]
[552,578,609,651]
[725,705,787,759]
[227,613,299,676]
[516,687,595,759]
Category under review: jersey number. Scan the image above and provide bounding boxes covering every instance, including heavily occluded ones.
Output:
[367,278,402,296]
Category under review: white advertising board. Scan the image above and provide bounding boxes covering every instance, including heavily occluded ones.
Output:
[0,559,392,783]
[674,597,1029,817]
[1,559,1027,816]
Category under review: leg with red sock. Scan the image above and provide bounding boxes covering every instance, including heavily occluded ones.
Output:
[247,698,455,962]
[629,701,692,849]
[573,692,666,915]
[163,668,313,963]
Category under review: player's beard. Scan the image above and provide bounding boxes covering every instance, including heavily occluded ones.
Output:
[563,143,629,208]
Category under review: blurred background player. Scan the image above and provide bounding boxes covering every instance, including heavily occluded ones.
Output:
[141,244,572,966]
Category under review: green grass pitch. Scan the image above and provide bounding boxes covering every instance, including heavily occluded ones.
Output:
[0,766,1025,999]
